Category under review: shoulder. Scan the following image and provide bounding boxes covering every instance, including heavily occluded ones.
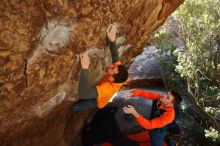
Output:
[163,107,175,119]
[114,61,121,65]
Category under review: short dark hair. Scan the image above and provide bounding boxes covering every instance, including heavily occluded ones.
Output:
[170,91,182,105]
[113,65,128,83]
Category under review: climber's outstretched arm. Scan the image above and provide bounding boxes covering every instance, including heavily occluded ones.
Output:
[78,51,98,99]
[107,23,120,64]
[109,41,120,64]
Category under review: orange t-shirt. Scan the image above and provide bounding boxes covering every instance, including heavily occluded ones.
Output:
[96,61,123,108]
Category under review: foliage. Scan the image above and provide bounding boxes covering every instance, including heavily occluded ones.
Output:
[204,107,218,115]
[174,0,220,107]
[152,28,184,92]
[152,0,220,143]
[205,127,220,142]
[152,0,220,110]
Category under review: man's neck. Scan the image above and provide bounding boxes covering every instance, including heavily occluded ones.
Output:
[157,100,172,108]
[163,103,173,108]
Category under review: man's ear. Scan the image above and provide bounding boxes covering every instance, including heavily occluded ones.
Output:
[108,76,115,82]
[171,98,175,104]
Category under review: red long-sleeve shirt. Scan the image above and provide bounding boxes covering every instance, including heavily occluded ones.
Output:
[132,90,175,130]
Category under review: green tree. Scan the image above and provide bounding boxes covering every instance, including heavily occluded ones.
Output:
[152,0,220,143]
[175,0,220,108]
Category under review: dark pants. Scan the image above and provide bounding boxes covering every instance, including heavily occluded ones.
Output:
[71,99,97,112]
[82,107,138,146]
[150,121,179,146]
[150,126,168,146]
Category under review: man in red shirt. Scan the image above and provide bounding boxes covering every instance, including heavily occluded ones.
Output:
[123,90,182,146]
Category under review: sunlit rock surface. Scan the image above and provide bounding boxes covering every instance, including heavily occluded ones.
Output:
[0,0,183,145]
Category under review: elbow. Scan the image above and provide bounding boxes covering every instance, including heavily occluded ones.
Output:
[142,124,153,130]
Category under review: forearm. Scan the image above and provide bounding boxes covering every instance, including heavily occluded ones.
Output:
[132,90,161,100]
[109,42,120,63]
[136,114,174,130]
[136,115,153,129]
[78,69,98,99]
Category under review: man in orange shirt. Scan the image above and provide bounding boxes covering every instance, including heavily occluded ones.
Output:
[72,24,128,112]
[123,90,182,146]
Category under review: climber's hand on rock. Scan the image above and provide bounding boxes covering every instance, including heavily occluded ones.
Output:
[107,23,118,42]
[123,105,139,118]
[80,51,90,69]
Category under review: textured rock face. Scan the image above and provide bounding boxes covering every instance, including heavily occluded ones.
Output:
[0,0,183,145]
[128,46,161,80]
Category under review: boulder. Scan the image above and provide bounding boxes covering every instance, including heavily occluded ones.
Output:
[128,46,162,80]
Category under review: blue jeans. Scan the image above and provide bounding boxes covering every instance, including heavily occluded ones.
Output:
[150,126,168,146]
[150,121,179,146]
